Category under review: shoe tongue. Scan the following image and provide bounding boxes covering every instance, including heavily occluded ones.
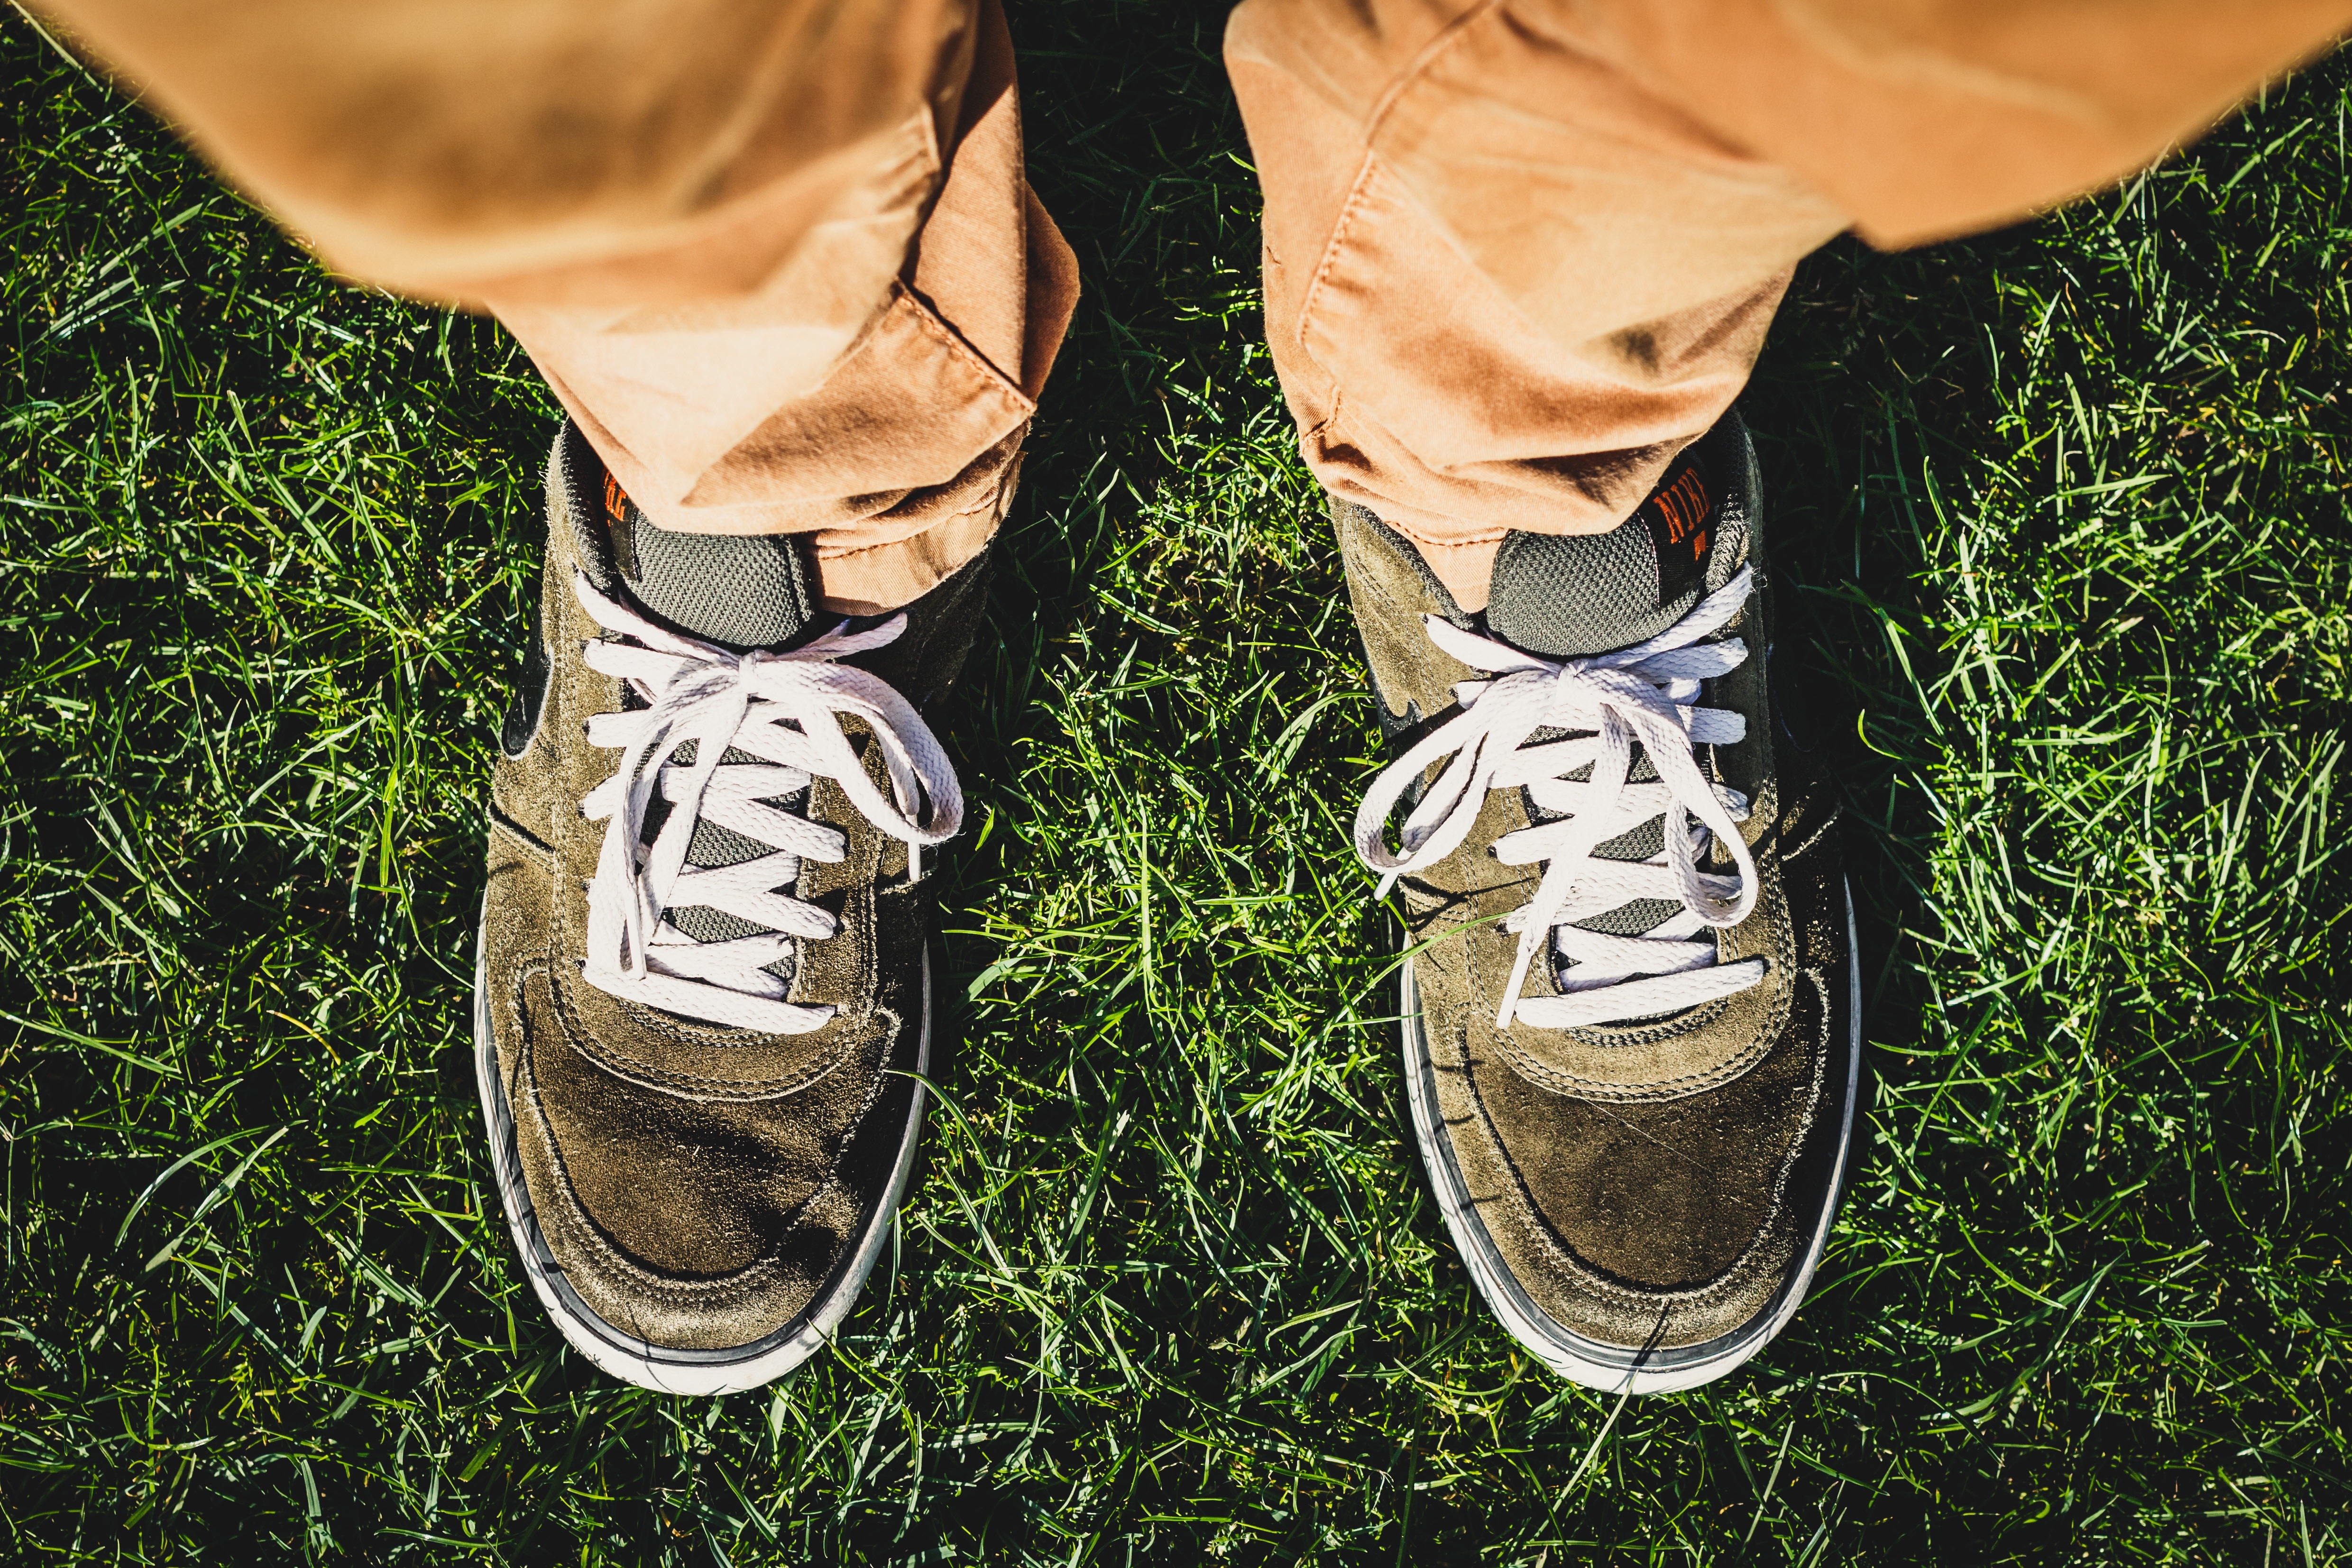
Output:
[597,470,815,651]
[1484,440,1739,659]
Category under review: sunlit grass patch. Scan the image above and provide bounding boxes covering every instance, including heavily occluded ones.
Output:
[1,9,2345,1563]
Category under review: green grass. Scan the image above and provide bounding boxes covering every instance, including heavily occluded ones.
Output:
[3,3,2348,1560]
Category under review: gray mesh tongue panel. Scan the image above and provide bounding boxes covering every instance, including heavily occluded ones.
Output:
[623,518,814,651]
[1486,505,1677,659]
[568,435,817,651]
[1484,416,1750,659]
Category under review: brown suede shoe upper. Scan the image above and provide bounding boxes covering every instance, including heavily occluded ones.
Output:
[1341,419,1856,1359]
[479,427,985,1354]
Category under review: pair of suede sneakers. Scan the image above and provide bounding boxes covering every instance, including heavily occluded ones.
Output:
[477,412,1861,1397]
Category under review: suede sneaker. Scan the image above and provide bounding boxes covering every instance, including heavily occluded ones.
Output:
[1341,412,1861,1394]
[476,423,987,1394]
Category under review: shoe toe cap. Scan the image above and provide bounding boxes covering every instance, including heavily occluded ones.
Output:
[503,970,915,1355]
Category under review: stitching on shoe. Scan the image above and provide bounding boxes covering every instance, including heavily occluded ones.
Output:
[515,966,876,1307]
[514,964,781,1306]
[487,801,555,859]
[553,965,862,1100]
[1470,862,1793,1101]
[546,738,896,1091]
[1449,967,1834,1317]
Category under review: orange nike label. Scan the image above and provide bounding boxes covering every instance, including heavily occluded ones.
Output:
[601,472,639,579]
[1645,460,1712,605]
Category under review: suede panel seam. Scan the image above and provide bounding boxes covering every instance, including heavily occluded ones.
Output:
[488,802,556,859]
[1425,853,1792,1100]
[551,967,871,1099]
[1548,856,1791,1071]
[1461,966,1836,1310]
[517,965,858,1304]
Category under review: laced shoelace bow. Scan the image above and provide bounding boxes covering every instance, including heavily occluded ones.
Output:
[1353,567,1769,1030]
[570,571,961,1033]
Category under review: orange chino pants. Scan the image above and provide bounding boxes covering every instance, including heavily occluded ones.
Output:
[34,0,2352,612]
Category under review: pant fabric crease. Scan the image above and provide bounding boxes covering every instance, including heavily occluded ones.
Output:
[33,0,2352,610]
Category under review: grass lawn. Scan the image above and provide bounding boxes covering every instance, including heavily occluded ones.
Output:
[4,4,2349,1561]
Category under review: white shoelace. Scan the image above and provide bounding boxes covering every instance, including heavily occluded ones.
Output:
[570,571,961,1033]
[1354,567,1767,1030]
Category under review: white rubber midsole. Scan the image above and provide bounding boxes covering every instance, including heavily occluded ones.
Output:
[1402,882,1861,1395]
[472,928,928,1397]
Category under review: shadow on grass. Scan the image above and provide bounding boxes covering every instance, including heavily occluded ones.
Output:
[1,4,2346,1564]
